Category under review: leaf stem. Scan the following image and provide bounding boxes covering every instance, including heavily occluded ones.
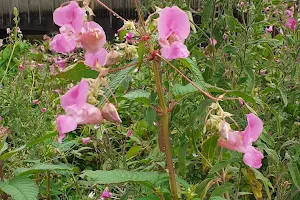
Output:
[94,0,127,22]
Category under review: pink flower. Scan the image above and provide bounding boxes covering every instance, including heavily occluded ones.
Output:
[218,114,264,168]
[285,18,297,30]
[126,129,132,137]
[79,21,106,53]
[239,2,245,7]
[101,103,122,123]
[100,187,112,199]
[285,10,293,17]
[42,108,47,113]
[53,1,85,33]
[223,33,228,40]
[50,34,77,54]
[18,65,24,71]
[273,10,278,15]
[260,69,266,75]
[55,59,66,71]
[82,137,90,145]
[33,99,39,104]
[84,48,107,68]
[275,59,281,63]
[125,32,135,41]
[55,89,61,94]
[56,79,103,143]
[265,26,273,33]
[264,7,270,13]
[209,38,217,46]
[239,98,244,106]
[0,116,2,121]
[38,64,44,69]
[158,6,190,60]
[50,65,57,76]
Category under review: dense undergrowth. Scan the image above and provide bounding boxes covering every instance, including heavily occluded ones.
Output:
[0,0,299,199]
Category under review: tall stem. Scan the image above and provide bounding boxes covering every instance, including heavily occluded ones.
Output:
[234,164,242,200]
[153,60,178,200]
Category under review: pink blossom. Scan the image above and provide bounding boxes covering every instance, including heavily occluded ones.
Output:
[126,129,132,137]
[279,28,284,35]
[55,59,66,71]
[56,79,103,143]
[265,26,273,33]
[239,98,244,106]
[223,33,228,40]
[55,89,61,94]
[79,21,106,53]
[53,1,85,33]
[84,48,107,68]
[82,137,90,145]
[275,59,281,63]
[260,69,266,75]
[158,6,190,60]
[38,64,44,69]
[209,38,217,46]
[286,9,293,17]
[50,34,77,54]
[273,10,278,15]
[42,108,47,113]
[100,187,112,199]
[18,65,24,71]
[101,103,122,123]
[239,2,245,7]
[33,99,39,104]
[285,18,297,30]
[125,32,135,41]
[50,65,57,76]
[218,114,264,168]
[264,7,270,13]
[0,116,2,121]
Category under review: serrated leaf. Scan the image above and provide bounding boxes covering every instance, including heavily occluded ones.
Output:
[138,42,145,64]
[82,170,164,184]
[226,91,256,105]
[15,163,73,176]
[288,162,300,190]
[259,131,275,148]
[209,158,240,174]
[242,169,262,199]
[252,169,273,200]
[195,178,215,199]
[223,45,238,55]
[123,90,150,101]
[0,176,38,200]
[0,142,8,156]
[55,62,98,81]
[27,131,57,148]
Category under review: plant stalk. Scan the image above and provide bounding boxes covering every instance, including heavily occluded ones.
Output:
[234,164,242,200]
[152,60,178,200]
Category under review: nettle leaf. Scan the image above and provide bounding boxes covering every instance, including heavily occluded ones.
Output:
[56,62,98,81]
[195,178,215,199]
[201,135,218,170]
[82,170,165,184]
[242,169,262,200]
[126,146,142,159]
[223,45,238,55]
[123,90,150,102]
[15,163,73,176]
[0,176,38,200]
[0,145,26,161]
[252,169,273,199]
[209,158,240,174]
[288,162,300,190]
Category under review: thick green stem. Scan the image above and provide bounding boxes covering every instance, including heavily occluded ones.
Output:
[153,60,178,200]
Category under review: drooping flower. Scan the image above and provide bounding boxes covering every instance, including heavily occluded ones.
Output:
[125,32,135,41]
[55,89,61,94]
[285,18,297,30]
[239,98,244,106]
[33,99,39,105]
[260,69,266,75]
[18,65,24,71]
[42,108,47,113]
[79,21,107,53]
[100,187,112,199]
[218,113,264,168]
[50,34,77,54]
[55,59,66,71]
[82,137,90,145]
[223,33,228,40]
[126,129,132,137]
[101,103,122,123]
[157,6,190,60]
[265,26,273,33]
[56,79,103,143]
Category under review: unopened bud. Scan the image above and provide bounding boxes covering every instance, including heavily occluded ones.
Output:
[101,103,122,123]
[220,120,231,140]
[106,50,121,65]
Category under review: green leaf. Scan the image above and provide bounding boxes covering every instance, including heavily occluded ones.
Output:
[0,145,26,161]
[55,62,98,81]
[260,143,279,164]
[82,170,164,184]
[126,146,142,159]
[178,138,188,177]
[210,183,234,197]
[278,87,288,107]
[259,131,275,148]
[252,169,273,200]
[226,91,256,105]
[195,178,215,199]
[201,0,214,26]
[136,195,160,200]
[138,42,145,64]
[210,196,227,200]
[225,15,243,32]
[209,158,240,174]
[123,90,150,102]
[119,30,128,41]
[223,45,238,55]
[0,176,38,200]
[15,163,73,176]
[146,108,156,129]
[201,135,218,170]
[0,142,8,156]
[27,131,57,148]
[244,64,255,91]
[288,162,300,190]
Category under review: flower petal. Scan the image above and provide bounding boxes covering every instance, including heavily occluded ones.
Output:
[50,34,76,54]
[60,79,89,110]
[158,6,190,41]
[56,115,77,143]
[243,146,264,168]
[160,41,189,61]
[242,113,263,146]
[84,48,108,68]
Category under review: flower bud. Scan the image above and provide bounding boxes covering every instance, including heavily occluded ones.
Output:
[101,103,122,123]
[220,120,231,140]
[105,50,121,65]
